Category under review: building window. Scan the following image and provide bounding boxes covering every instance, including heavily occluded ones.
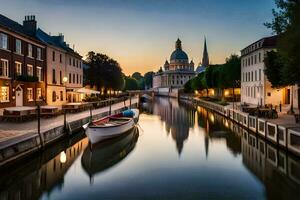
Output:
[80,61,82,69]
[60,91,63,101]
[0,33,8,50]
[0,86,9,102]
[60,54,62,63]
[77,74,78,84]
[15,62,22,76]
[73,58,75,66]
[52,69,56,84]
[69,58,71,65]
[80,75,82,84]
[69,73,71,83]
[28,44,33,57]
[52,51,55,61]
[60,71,62,84]
[76,60,78,68]
[37,67,42,81]
[37,48,42,60]
[27,88,33,101]
[267,92,271,97]
[73,74,75,83]
[27,64,33,76]
[259,69,261,81]
[259,53,261,63]
[255,70,257,81]
[0,59,9,77]
[36,88,42,100]
[15,39,22,54]
[52,91,56,102]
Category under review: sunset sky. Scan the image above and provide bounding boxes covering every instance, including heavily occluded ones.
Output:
[0,0,275,75]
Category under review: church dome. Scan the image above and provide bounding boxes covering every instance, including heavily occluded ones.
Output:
[170,49,188,61]
[170,38,188,61]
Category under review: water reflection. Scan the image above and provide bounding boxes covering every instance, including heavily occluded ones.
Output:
[81,128,139,181]
[0,98,300,199]
[142,98,241,158]
[242,130,300,200]
[0,133,88,200]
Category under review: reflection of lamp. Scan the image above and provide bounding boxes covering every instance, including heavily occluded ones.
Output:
[60,151,67,163]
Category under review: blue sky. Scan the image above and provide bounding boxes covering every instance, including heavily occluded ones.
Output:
[0,0,276,74]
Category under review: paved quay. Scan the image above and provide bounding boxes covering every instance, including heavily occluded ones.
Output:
[0,98,138,143]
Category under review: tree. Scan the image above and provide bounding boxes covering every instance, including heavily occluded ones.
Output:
[264,51,287,88]
[144,71,154,89]
[124,76,139,91]
[265,0,300,113]
[132,72,143,81]
[85,51,124,92]
[184,78,193,93]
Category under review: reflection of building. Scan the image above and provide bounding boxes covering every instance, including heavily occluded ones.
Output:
[153,98,195,155]
[0,135,88,200]
[153,39,196,92]
[241,131,300,199]
[240,35,299,109]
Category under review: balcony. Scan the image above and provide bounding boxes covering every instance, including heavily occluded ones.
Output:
[16,75,38,82]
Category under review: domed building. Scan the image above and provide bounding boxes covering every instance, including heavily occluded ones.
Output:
[153,39,196,93]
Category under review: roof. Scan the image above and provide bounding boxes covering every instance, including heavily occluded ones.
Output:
[241,35,277,56]
[170,49,188,61]
[0,14,43,44]
[36,28,82,58]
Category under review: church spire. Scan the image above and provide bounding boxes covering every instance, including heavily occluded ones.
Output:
[202,37,209,68]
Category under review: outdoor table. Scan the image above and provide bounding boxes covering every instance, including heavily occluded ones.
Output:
[40,105,60,117]
[3,106,37,121]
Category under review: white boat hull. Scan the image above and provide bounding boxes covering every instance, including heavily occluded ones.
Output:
[86,119,135,144]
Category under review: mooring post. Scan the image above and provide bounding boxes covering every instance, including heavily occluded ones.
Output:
[90,105,93,121]
[64,109,67,131]
[129,93,132,109]
[109,90,112,115]
[37,105,43,148]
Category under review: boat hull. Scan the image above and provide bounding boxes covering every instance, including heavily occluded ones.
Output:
[86,119,135,144]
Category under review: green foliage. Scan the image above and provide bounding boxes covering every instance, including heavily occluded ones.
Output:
[223,54,241,88]
[85,51,124,91]
[266,0,300,85]
[144,71,154,88]
[184,79,193,93]
[264,51,287,88]
[124,76,139,91]
[132,72,143,81]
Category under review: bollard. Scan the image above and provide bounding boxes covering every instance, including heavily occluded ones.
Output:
[37,105,44,148]
[64,109,67,131]
[90,105,93,122]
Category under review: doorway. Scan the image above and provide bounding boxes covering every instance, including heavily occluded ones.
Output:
[298,88,300,109]
[15,86,23,107]
[284,88,291,104]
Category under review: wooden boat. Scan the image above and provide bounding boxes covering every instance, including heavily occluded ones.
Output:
[81,128,139,178]
[85,109,139,144]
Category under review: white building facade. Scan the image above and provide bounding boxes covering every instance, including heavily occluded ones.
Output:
[153,39,196,91]
[241,36,299,110]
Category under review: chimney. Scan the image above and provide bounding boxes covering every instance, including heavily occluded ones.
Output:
[23,15,37,36]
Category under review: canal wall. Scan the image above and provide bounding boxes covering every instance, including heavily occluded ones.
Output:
[180,95,300,157]
[0,100,138,168]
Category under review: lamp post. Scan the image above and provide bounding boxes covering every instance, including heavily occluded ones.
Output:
[62,76,68,130]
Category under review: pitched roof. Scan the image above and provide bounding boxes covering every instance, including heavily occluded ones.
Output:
[0,14,42,43]
[36,28,82,58]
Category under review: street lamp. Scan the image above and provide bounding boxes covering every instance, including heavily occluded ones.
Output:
[63,76,68,84]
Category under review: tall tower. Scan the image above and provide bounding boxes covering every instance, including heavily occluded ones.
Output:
[202,37,209,68]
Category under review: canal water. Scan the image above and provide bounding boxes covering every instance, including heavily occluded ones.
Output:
[1,98,300,200]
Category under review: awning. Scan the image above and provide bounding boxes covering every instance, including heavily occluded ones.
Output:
[75,88,100,94]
